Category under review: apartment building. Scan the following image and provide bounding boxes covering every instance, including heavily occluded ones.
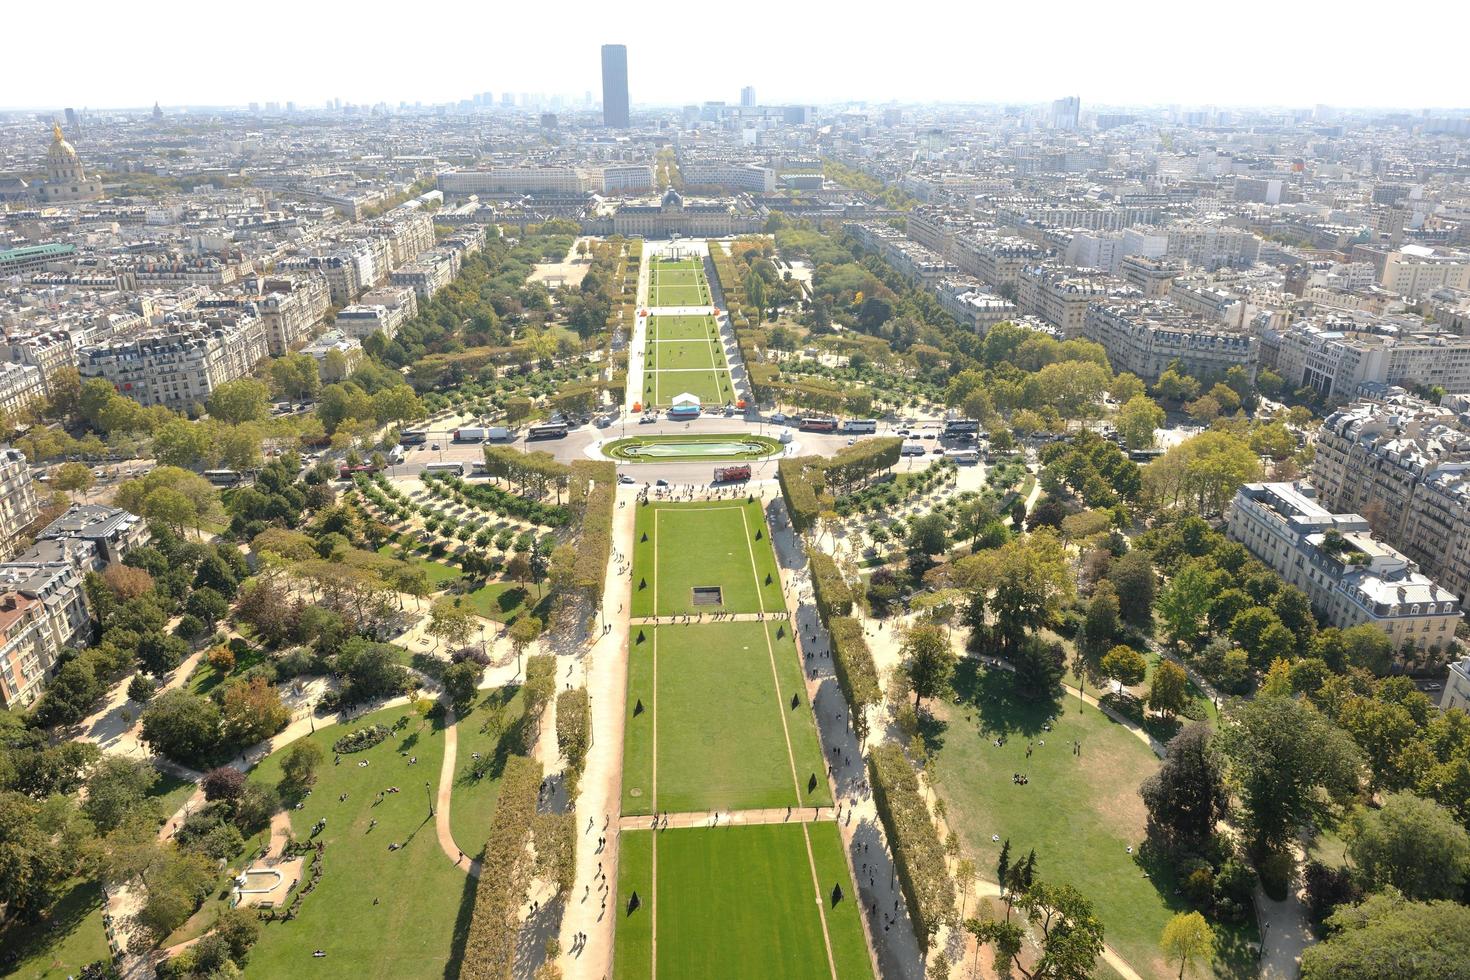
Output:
[437,167,589,196]
[302,330,363,381]
[845,222,956,284]
[4,331,76,396]
[955,236,1048,291]
[934,280,1017,334]
[597,164,656,194]
[1380,246,1470,299]
[77,313,268,413]
[278,246,381,305]
[34,503,149,569]
[1314,392,1470,602]
[1162,223,1262,271]
[0,593,54,708]
[1262,318,1470,402]
[1120,255,1184,299]
[994,199,1161,232]
[368,212,435,268]
[1228,481,1460,652]
[1082,300,1258,383]
[390,249,459,301]
[1017,265,1123,339]
[0,362,46,422]
[250,274,332,356]
[0,448,39,561]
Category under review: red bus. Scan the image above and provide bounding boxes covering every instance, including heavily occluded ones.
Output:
[713,464,751,483]
[798,416,837,433]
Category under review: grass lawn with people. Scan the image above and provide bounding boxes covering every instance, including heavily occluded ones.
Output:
[630,499,785,618]
[928,662,1256,980]
[241,704,470,980]
[622,621,830,815]
[613,823,871,980]
[447,685,527,850]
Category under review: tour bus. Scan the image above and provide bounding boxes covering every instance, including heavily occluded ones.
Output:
[470,461,489,476]
[424,461,467,477]
[203,469,244,486]
[799,416,838,433]
[338,463,380,479]
[387,445,406,465]
[713,464,752,483]
[900,441,927,456]
[841,419,878,434]
[944,449,981,465]
[527,422,570,440]
[943,418,981,439]
[399,428,429,445]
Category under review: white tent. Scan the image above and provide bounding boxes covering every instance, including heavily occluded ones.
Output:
[671,392,701,408]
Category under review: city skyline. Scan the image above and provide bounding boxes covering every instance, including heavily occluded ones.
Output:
[7,0,1470,111]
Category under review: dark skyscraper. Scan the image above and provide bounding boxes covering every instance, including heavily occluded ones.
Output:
[601,44,629,129]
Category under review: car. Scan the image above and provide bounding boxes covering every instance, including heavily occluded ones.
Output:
[595,417,612,428]
[618,474,635,485]
[430,443,441,451]
[846,438,856,446]
[655,479,669,487]
[769,412,788,424]
[922,432,937,439]
[931,446,945,454]
[896,429,910,437]
[1425,682,1443,691]
[639,415,658,425]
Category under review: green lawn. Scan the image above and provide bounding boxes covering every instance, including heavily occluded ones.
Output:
[149,769,200,824]
[648,338,723,372]
[641,315,731,406]
[649,270,711,308]
[928,662,1256,980]
[242,705,471,980]
[630,500,785,618]
[623,622,830,815]
[613,823,871,980]
[461,580,552,625]
[0,880,110,980]
[648,315,718,341]
[448,686,527,850]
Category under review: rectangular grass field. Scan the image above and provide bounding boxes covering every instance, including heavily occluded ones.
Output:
[649,260,711,307]
[642,315,731,407]
[613,823,873,980]
[630,499,785,618]
[622,620,831,815]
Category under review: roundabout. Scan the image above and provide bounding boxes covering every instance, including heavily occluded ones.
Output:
[601,432,785,462]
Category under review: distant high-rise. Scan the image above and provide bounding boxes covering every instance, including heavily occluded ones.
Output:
[64,107,78,131]
[740,86,756,107]
[1050,96,1080,130]
[601,44,630,128]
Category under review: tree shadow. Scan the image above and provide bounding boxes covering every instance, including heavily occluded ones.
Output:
[950,658,1061,741]
[443,857,480,980]
[0,879,101,972]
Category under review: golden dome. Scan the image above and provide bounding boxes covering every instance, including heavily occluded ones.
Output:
[48,123,79,166]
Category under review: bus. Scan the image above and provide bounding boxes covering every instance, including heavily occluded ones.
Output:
[713,464,751,483]
[424,461,466,477]
[900,441,927,456]
[387,445,406,465]
[203,469,244,486]
[841,419,878,434]
[338,463,380,479]
[943,419,980,439]
[399,428,429,445]
[944,449,980,465]
[528,422,569,440]
[799,416,838,433]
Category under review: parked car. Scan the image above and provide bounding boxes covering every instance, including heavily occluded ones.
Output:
[618,474,635,485]
[769,412,788,424]
[639,415,658,425]
[430,443,441,451]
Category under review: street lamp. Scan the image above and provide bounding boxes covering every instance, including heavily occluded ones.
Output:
[425,780,434,818]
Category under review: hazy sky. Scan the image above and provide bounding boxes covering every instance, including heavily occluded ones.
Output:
[11,0,1469,111]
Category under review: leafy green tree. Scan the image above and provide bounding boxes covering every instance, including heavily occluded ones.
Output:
[280,740,324,790]
[1161,911,1214,980]
[1157,560,1218,649]
[1101,645,1147,687]
[207,378,270,424]
[1107,549,1155,629]
[1083,582,1121,653]
[1342,624,1395,676]
[1140,721,1228,850]
[1147,660,1190,719]
[442,660,483,712]
[902,623,957,710]
[1116,394,1166,450]
[140,690,222,766]
[1218,695,1363,854]
[1346,793,1470,901]
[54,461,94,493]
[0,791,67,918]
[81,757,159,833]
[1301,890,1470,980]
[1230,607,1296,672]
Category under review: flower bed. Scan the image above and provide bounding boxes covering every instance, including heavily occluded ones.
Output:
[332,725,390,754]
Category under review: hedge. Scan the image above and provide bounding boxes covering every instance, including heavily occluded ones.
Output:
[777,457,822,533]
[555,687,591,773]
[524,654,556,728]
[808,551,853,625]
[569,460,616,602]
[867,742,955,952]
[461,754,543,978]
[827,616,881,743]
[821,437,902,495]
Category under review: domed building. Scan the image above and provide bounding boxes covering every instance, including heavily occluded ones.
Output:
[36,123,103,204]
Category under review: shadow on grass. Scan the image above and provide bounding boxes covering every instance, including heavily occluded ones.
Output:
[950,658,1062,741]
[1132,835,1261,979]
[0,878,100,972]
[443,853,480,980]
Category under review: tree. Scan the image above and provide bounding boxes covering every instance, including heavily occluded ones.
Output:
[902,623,957,710]
[1100,645,1147,687]
[1144,430,1262,516]
[0,790,67,918]
[1229,607,1296,672]
[184,586,229,627]
[1116,395,1166,450]
[219,675,289,746]
[1157,560,1217,649]
[1342,624,1395,676]
[82,757,159,833]
[1301,890,1470,980]
[1346,793,1470,901]
[1218,695,1363,854]
[54,461,94,493]
[508,615,543,674]
[960,530,1074,655]
[1140,721,1228,850]
[140,690,222,766]
[202,766,246,803]
[1161,911,1214,980]
[1108,549,1155,629]
[1082,582,1121,653]
[1007,881,1105,980]
[136,846,214,941]
[1147,660,1190,719]
[207,378,270,425]
[906,513,949,561]
[427,599,476,652]
[442,660,483,712]
[280,740,324,790]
